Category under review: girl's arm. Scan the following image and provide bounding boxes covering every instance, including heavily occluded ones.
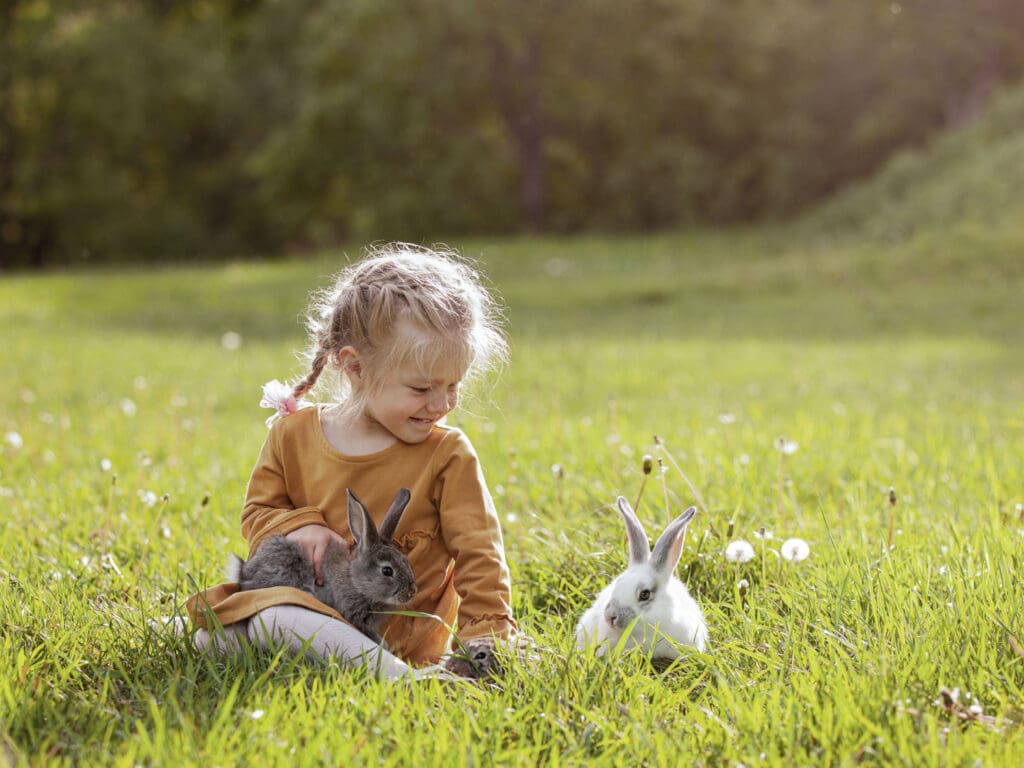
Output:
[436,433,517,642]
[240,426,332,556]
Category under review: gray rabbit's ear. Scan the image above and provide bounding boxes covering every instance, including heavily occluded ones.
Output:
[650,506,696,574]
[617,496,650,566]
[379,488,411,540]
[346,489,379,549]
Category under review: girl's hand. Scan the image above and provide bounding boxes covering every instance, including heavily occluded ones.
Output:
[285,525,349,586]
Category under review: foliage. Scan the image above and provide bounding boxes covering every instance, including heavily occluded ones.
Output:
[3,0,1024,265]
[0,224,1022,764]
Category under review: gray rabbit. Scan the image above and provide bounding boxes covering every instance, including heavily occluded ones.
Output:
[227,488,417,644]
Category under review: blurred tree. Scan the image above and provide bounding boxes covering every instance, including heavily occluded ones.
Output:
[1,0,1022,265]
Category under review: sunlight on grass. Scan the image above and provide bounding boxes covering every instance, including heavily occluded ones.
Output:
[1,231,1022,765]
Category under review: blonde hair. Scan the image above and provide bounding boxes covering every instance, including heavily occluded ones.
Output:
[291,243,508,408]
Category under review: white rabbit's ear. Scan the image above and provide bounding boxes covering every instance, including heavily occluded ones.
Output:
[650,506,697,574]
[346,489,378,549]
[617,496,650,566]
[379,488,411,541]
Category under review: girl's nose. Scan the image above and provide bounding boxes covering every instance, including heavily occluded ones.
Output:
[427,389,449,415]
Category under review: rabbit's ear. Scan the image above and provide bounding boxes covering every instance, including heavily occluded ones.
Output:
[650,506,697,574]
[617,496,650,566]
[379,488,411,540]
[346,489,379,549]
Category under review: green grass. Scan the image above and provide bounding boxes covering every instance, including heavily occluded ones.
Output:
[1,225,1022,766]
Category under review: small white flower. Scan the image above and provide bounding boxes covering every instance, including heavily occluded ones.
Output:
[738,453,750,465]
[4,431,23,449]
[780,538,810,562]
[505,513,516,523]
[138,490,158,507]
[221,331,243,351]
[249,709,265,720]
[718,412,736,424]
[120,398,137,417]
[725,540,755,563]
[776,438,799,455]
[100,458,113,472]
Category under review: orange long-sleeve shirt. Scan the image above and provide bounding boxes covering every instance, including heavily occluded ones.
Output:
[187,405,516,665]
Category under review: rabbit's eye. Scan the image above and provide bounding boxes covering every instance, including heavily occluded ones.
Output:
[638,589,651,601]
[382,566,394,577]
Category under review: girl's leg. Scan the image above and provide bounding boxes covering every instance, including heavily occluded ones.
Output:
[192,619,250,653]
[244,605,450,681]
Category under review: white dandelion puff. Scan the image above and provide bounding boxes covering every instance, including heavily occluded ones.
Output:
[780,538,810,562]
[221,331,243,351]
[718,412,736,424]
[776,438,799,455]
[100,458,113,472]
[138,490,158,507]
[754,527,774,541]
[120,398,137,417]
[725,540,755,563]
[4,431,23,449]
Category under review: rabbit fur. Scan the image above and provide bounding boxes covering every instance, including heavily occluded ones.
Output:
[575,496,708,658]
[227,488,417,644]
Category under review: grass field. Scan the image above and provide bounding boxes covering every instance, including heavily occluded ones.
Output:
[1,223,1022,766]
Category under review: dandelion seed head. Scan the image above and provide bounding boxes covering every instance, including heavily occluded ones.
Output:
[100,458,112,472]
[120,399,137,418]
[221,331,243,351]
[20,390,36,404]
[642,454,653,475]
[725,540,755,563]
[138,490,158,507]
[718,412,736,425]
[133,376,148,390]
[4,431,23,449]
[780,440,798,455]
[781,538,810,562]
[754,527,773,541]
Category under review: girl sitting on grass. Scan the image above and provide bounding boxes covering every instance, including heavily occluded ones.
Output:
[186,243,517,681]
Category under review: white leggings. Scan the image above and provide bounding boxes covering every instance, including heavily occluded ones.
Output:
[193,605,448,681]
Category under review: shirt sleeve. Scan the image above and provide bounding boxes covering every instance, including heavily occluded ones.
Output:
[240,422,327,556]
[434,431,518,641]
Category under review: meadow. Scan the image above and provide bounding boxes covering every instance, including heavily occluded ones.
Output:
[1,221,1022,766]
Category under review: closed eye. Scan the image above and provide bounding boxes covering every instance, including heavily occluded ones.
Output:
[409,386,430,395]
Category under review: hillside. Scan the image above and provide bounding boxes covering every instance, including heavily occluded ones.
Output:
[803,82,1024,246]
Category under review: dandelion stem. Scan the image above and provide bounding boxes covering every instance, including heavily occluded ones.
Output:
[104,473,118,533]
[653,436,708,516]
[886,486,897,550]
[633,454,653,512]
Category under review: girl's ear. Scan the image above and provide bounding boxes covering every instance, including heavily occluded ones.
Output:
[337,346,363,383]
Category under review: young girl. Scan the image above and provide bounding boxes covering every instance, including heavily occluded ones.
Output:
[186,243,517,680]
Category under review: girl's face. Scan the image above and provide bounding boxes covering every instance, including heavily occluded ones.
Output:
[357,343,465,445]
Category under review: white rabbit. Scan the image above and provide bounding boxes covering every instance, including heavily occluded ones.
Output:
[575,496,708,658]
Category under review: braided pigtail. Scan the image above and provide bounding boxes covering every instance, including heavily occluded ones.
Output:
[291,347,330,400]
